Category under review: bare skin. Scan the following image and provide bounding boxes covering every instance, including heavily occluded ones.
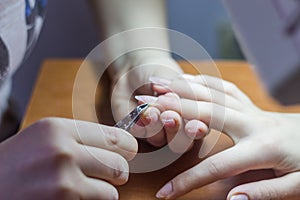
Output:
[137,74,300,200]
[0,117,138,200]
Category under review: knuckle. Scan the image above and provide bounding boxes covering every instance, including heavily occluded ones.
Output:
[55,149,74,164]
[35,117,67,137]
[106,128,120,146]
[37,117,61,130]
[224,82,238,94]
[206,158,226,179]
[110,154,129,184]
[47,144,75,167]
[257,139,283,163]
[172,170,201,194]
[107,127,138,157]
[257,183,280,200]
[52,178,77,199]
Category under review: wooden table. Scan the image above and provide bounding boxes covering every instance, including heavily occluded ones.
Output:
[22,60,300,200]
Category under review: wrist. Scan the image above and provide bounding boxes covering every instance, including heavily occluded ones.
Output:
[108,50,183,82]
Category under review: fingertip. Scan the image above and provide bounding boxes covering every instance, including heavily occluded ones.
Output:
[161,118,177,128]
[185,120,208,140]
[227,186,250,200]
[156,182,173,199]
[160,110,180,128]
[117,129,139,161]
[156,175,194,200]
[144,107,160,123]
[129,136,139,160]
[228,194,249,200]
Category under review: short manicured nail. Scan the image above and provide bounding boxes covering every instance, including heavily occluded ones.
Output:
[161,118,176,128]
[146,109,159,123]
[230,194,249,200]
[135,95,158,104]
[149,76,171,86]
[156,182,173,199]
[185,120,208,139]
[186,127,198,139]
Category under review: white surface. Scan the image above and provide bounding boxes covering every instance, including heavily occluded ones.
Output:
[224,0,300,104]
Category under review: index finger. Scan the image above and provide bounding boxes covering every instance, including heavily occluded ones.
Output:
[60,118,138,161]
[156,142,268,199]
[137,94,248,137]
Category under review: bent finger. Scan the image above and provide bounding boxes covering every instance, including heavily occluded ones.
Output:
[77,146,129,186]
[79,177,119,200]
[142,107,166,147]
[156,143,269,199]
[161,111,193,153]
[185,119,209,140]
[70,120,138,161]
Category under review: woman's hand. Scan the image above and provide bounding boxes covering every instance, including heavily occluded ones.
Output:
[110,55,208,153]
[137,74,300,200]
[0,117,138,200]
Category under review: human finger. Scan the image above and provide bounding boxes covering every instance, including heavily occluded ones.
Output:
[160,110,193,153]
[227,172,300,200]
[185,119,209,140]
[150,77,243,110]
[182,74,253,104]
[137,93,206,140]
[156,143,270,199]
[135,94,248,139]
[77,145,129,186]
[79,177,119,200]
[141,107,167,147]
[57,119,138,161]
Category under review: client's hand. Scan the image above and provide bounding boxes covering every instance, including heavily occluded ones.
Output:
[138,74,300,200]
[0,118,138,200]
[111,55,208,153]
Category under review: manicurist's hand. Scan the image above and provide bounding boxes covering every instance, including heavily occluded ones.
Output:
[0,117,138,200]
[92,0,208,153]
[138,74,300,200]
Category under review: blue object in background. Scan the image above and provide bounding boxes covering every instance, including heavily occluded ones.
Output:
[168,0,229,58]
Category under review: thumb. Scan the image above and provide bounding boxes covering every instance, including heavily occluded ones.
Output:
[227,172,300,200]
[111,75,137,121]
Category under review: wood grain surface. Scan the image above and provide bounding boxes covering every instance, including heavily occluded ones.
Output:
[21,60,300,200]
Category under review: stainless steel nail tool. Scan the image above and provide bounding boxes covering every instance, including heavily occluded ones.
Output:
[114,103,149,131]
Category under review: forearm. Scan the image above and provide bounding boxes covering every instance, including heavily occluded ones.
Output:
[89,0,171,70]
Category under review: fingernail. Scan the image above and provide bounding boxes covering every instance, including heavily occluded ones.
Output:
[149,76,171,86]
[147,109,159,123]
[181,74,195,81]
[230,194,249,200]
[186,126,207,139]
[135,95,158,104]
[161,118,176,128]
[156,182,173,199]
[186,127,198,139]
